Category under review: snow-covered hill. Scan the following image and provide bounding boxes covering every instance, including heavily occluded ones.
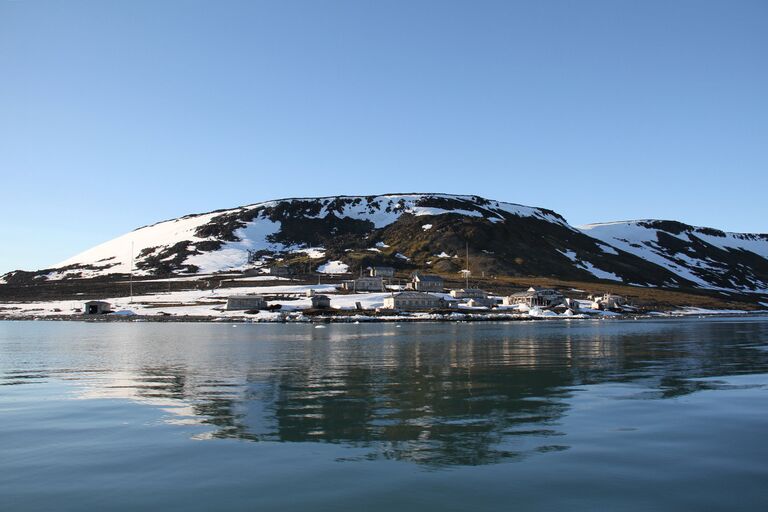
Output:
[2,194,767,296]
[580,220,768,293]
[38,194,567,278]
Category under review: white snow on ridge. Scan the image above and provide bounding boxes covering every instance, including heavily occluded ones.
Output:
[692,231,768,259]
[53,209,237,276]
[579,221,720,288]
[294,194,570,229]
[580,221,768,291]
[411,207,484,218]
[582,220,768,257]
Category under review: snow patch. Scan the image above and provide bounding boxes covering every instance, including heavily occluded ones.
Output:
[293,247,326,259]
[578,261,622,281]
[597,243,619,255]
[184,216,284,274]
[317,261,349,274]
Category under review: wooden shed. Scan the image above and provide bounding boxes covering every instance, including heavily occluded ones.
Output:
[226,295,267,311]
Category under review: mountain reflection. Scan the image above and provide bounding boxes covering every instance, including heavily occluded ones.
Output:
[3,319,768,467]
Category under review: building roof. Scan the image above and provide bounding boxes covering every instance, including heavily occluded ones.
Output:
[389,291,441,299]
[511,290,534,297]
[511,288,562,297]
[413,273,443,282]
[228,295,266,300]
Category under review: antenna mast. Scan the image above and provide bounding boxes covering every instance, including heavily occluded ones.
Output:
[465,241,469,288]
[129,241,134,303]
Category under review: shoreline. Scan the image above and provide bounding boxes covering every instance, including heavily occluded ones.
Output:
[3,310,767,324]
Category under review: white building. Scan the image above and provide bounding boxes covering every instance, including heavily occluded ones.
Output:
[341,276,385,292]
[409,272,444,292]
[382,291,445,311]
[450,288,488,299]
[590,293,626,310]
[502,287,565,308]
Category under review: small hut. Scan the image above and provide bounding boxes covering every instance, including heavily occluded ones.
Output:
[226,295,267,311]
[450,288,488,299]
[311,295,331,309]
[83,301,112,315]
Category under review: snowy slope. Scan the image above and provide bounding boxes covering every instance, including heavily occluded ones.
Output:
[28,194,570,280]
[4,194,766,298]
[580,220,768,293]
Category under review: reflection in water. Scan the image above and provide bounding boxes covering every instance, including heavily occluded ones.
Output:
[2,318,768,467]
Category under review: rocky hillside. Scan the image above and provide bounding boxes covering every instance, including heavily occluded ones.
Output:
[580,220,768,293]
[2,194,767,297]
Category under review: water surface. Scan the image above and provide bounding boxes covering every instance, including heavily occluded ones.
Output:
[1,318,767,511]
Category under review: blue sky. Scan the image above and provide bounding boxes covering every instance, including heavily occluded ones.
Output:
[1,0,766,274]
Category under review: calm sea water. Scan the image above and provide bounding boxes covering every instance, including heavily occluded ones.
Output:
[1,318,767,511]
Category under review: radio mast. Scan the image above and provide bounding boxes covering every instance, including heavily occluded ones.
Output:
[465,241,470,288]
[129,241,134,303]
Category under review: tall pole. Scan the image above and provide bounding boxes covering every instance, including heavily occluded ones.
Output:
[465,241,469,289]
[129,241,134,303]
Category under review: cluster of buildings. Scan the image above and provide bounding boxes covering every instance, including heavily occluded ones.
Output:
[222,285,629,314]
[381,282,579,313]
[81,265,629,317]
[381,284,628,314]
[226,290,331,311]
[340,267,396,292]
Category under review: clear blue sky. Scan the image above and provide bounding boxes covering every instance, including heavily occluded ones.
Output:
[1,0,766,273]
